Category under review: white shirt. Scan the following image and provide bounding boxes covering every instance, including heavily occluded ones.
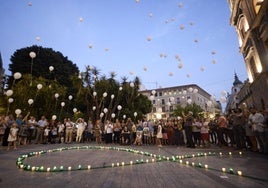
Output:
[249,112,264,132]
[105,123,113,134]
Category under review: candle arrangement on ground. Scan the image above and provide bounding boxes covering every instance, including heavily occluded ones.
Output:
[15,145,266,182]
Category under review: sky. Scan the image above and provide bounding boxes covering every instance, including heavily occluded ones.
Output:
[0,0,248,105]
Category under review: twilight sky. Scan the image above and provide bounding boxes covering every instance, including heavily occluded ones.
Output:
[0,0,248,104]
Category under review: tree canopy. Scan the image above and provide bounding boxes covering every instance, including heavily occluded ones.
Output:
[3,45,152,122]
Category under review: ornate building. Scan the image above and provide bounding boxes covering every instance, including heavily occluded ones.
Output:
[226,73,244,111]
[139,84,221,120]
[228,0,268,110]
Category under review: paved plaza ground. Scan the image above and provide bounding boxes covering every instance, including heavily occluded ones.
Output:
[0,143,268,188]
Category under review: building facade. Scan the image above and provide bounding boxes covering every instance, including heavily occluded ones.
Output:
[226,73,244,111]
[139,84,220,120]
[228,0,268,110]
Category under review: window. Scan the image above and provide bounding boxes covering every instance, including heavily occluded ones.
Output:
[159,92,162,96]
[162,107,166,113]
[169,106,173,112]
[162,99,165,105]
[176,97,180,104]
[152,107,156,113]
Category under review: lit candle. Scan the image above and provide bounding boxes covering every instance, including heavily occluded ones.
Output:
[68,166,72,171]
[237,171,242,176]
[130,161,133,165]
[121,162,125,166]
[239,152,242,155]
[112,163,115,167]
[205,164,208,169]
[31,166,36,171]
[222,168,226,172]
[47,167,51,172]
[179,160,183,164]
[192,162,195,166]
[117,162,120,167]
[88,165,91,169]
[146,159,149,163]
[229,152,232,155]
[219,152,222,155]
[152,159,155,162]
[186,161,189,165]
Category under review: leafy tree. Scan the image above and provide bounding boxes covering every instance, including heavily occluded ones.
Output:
[8,45,79,93]
[173,103,204,118]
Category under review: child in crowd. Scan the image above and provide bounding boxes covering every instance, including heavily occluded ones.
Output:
[201,118,210,147]
[50,125,58,144]
[134,131,142,146]
[7,123,19,151]
[43,125,50,144]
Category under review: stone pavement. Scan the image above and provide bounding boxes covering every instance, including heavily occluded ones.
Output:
[0,143,268,188]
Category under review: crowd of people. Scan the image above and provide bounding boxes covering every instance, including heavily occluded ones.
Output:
[0,107,267,154]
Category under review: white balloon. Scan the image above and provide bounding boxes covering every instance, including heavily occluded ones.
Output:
[103,92,107,98]
[134,112,137,117]
[130,82,134,88]
[73,108,77,113]
[49,66,54,72]
[6,90,13,97]
[193,89,198,93]
[188,87,193,92]
[220,96,227,103]
[52,115,57,120]
[210,95,216,101]
[123,115,126,119]
[79,17,83,22]
[29,51,36,59]
[149,95,154,100]
[61,102,65,107]
[36,36,41,41]
[146,36,152,41]
[207,101,213,107]
[37,84,43,90]
[55,93,59,99]
[157,108,162,113]
[111,113,116,118]
[221,90,227,96]
[15,109,21,115]
[182,90,187,95]
[8,98,14,103]
[103,108,108,113]
[187,99,192,104]
[117,105,122,111]
[92,106,96,111]
[68,95,73,100]
[13,72,22,80]
[100,112,104,118]
[178,63,183,69]
[111,94,115,99]
[28,99,34,105]
[151,90,156,95]
[93,91,97,96]
[119,87,123,91]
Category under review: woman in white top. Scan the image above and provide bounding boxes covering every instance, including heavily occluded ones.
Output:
[156,121,163,147]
